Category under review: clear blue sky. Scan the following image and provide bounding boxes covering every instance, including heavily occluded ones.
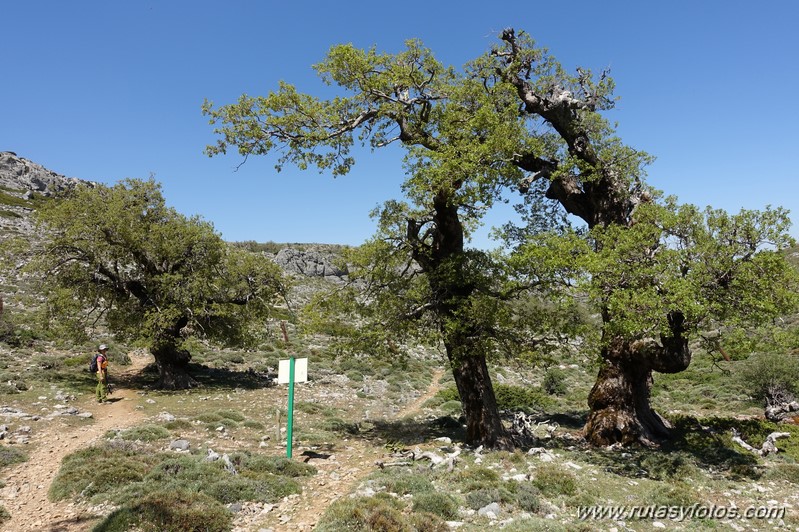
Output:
[2,1,798,247]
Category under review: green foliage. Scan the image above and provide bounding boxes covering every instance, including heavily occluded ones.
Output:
[316,495,410,532]
[438,384,554,413]
[239,454,316,477]
[513,482,542,513]
[465,487,512,510]
[0,445,27,469]
[639,452,698,481]
[647,483,698,507]
[542,367,567,396]
[94,489,231,532]
[113,425,172,442]
[532,465,578,496]
[49,443,154,501]
[375,470,434,495]
[23,178,284,357]
[763,463,799,483]
[739,352,799,404]
[411,491,460,519]
[51,439,312,531]
[0,190,35,209]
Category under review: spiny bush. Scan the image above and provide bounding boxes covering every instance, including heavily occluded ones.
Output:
[639,452,698,481]
[763,463,799,483]
[316,495,410,532]
[94,488,231,532]
[532,465,577,496]
[376,470,434,495]
[739,352,799,405]
[237,453,316,477]
[542,367,567,396]
[113,425,172,442]
[647,482,698,507]
[49,444,155,501]
[0,445,27,469]
[411,491,460,519]
[512,482,541,513]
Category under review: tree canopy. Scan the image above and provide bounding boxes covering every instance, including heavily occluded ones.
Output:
[24,179,284,388]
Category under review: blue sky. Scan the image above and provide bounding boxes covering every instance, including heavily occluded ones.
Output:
[2,1,798,248]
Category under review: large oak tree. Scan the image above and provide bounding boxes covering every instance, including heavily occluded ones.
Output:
[204,28,798,446]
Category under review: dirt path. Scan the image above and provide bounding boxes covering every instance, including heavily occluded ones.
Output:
[1,352,152,532]
[248,367,447,532]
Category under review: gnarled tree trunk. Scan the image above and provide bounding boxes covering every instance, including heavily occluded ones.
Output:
[151,338,199,390]
[584,313,690,446]
[409,190,513,450]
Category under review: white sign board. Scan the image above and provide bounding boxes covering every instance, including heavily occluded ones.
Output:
[278,357,308,384]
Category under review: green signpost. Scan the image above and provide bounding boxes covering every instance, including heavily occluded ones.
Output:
[279,322,308,459]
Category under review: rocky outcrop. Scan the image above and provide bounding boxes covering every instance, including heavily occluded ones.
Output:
[273,248,348,279]
[0,152,93,196]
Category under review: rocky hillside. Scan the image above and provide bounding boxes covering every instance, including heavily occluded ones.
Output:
[0,152,94,239]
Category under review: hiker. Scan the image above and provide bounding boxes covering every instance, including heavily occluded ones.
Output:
[95,344,109,403]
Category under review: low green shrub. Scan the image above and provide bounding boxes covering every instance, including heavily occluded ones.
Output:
[49,445,153,501]
[377,471,434,495]
[95,488,231,532]
[241,454,316,477]
[763,463,799,483]
[647,482,697,507]
[465,487,505,510]
[513,482,541,513]
[316,495,409,532]
[639,452,698,481]
[0,445,27,469]
[440,400,463,416]
[114,425,172,442]
[407,511,449,532]
[532,465,577,496]
[739,352,799,404]
[437,384,554,413]
[411,492,459,520]
[542,367,568,395]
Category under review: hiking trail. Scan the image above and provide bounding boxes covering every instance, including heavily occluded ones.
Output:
[0,352,151,532]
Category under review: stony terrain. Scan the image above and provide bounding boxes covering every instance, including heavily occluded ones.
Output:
[1,154,799,531]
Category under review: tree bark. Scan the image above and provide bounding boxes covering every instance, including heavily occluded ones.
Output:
[584,314,690,446]
[409,190,513,450]
[450,348,513,450]
[151,339,199,390]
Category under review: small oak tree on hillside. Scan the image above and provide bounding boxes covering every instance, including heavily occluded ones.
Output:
[24,179,284,389]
